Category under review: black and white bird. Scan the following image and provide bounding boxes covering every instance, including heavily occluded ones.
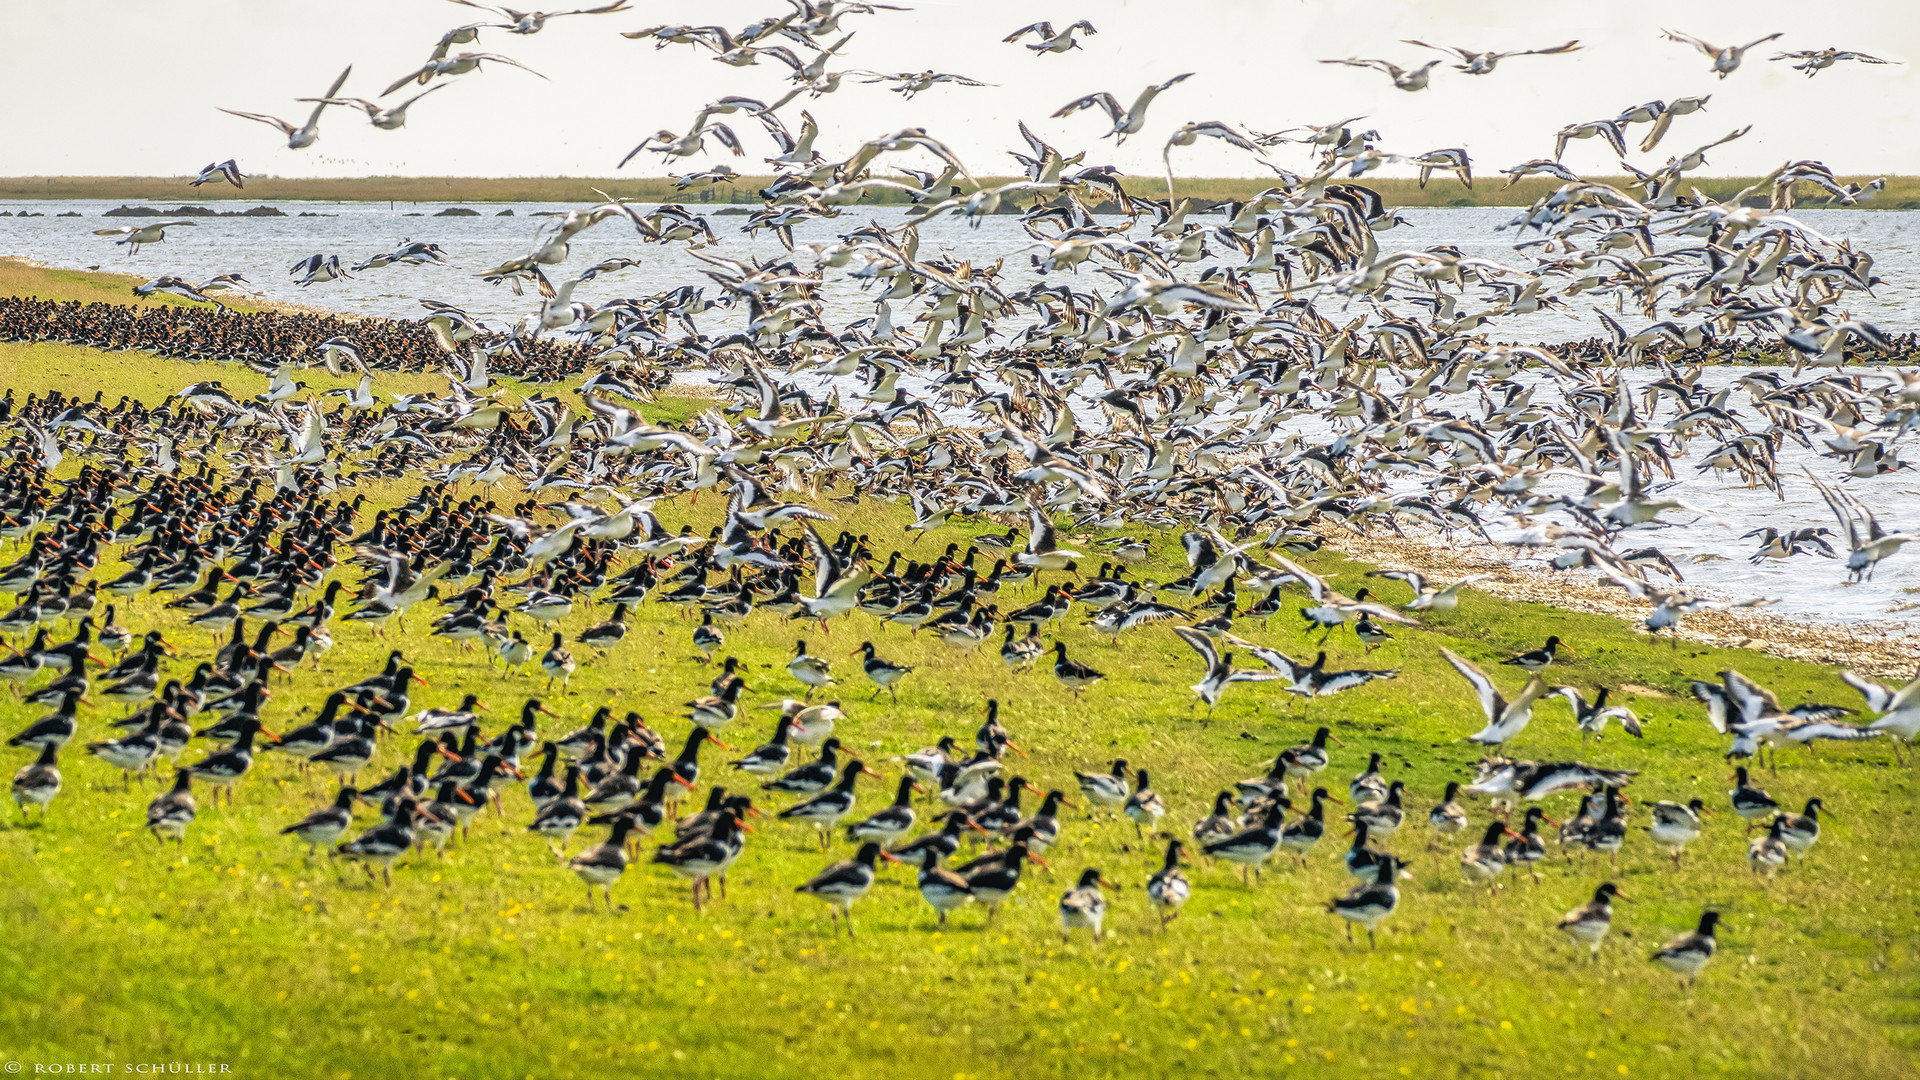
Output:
[1645,798,1709,867]
[1662,29,1784,78]
[1051,73,1194,144]
[1327,853,1403,948]
[1057,867,1114,943]
[1651,911,1720,984]
[795,842,896,937]
[219,66,353,149]
[1550,686,1642,741]
[1770,47,1900,77]
[188,160,245,188]
[1443,648,1548,745]
[1173,626,1277,716]
[1401,38,1582,75]
[1003,20,1096,54]
[1555,881,1625,960]
[1146,840,1191,928]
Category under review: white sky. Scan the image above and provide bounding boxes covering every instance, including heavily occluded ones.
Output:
[4,0,1917,182]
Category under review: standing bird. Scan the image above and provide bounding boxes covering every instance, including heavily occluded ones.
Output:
[333,797,417,887]
[1501,636,1562,671]
[1651,911,1721,985]
[852,641,913,702]
[12,744,62,821]
[281,786,361,860]
[1427,780,1471,848]
[1146,840,1191,928]
[1058,868,1114,943]
[1646,798,1710,868]
[787,640,834,700]
[1728,767,1779,831]
[1327,853,1403,949]
[1779,797,1827,862]
[1748,816,1790,879]
[1050,641,1106,695]
[1122,768,1166,838]
[1556,882,1625,961]
[1460,820,1521,896]
[1203,803,1284,885]
[540,632,575,690]
[569,818,637,911]
[1074,759,1130,814]
[795,842,897,937]
[915,848,976,927]
[145,770,197,846]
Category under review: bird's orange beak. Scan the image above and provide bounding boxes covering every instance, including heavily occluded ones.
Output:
[705,733,732,750]
[413,673,432,686]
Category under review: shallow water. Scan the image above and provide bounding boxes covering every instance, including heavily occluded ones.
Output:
[8,200,1920,338]
[3,200,1917,625]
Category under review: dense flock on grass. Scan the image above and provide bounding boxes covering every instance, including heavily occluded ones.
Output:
[5,0,1919,991]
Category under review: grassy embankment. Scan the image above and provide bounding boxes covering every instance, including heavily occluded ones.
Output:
[5,174,1919,209]
[0,262,1916,1079]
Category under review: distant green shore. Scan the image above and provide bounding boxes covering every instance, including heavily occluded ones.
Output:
[2,174,1915,209]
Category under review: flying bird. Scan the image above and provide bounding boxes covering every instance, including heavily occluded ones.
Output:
[1401,39,1582,74]
[1771,48,1900,76]
[1661,29,1783,78]
[188,160,245,189]
[1003,21,1097,54]
[1053,73,1194,143]
[1317,57,1441,92]
[218,66,353,149]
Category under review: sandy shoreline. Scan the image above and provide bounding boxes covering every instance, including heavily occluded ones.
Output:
[1336,532,1920,679]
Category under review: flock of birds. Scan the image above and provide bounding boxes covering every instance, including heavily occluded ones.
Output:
[9,0,1920,982]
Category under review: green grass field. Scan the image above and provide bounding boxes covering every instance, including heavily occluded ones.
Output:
[0,264,1916,1079]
